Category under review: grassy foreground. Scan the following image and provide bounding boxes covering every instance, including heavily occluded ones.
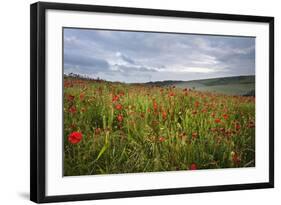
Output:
[63,77,255,176]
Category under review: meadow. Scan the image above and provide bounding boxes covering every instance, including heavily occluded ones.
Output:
[146,75,255,96]
[63,76,255,176]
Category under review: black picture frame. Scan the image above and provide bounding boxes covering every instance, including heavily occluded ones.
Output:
[30,2,274,203]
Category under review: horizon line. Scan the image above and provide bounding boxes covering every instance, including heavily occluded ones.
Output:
[64,72,255,84]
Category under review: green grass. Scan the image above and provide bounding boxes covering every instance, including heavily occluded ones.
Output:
[145,75,255,96]
[63,76,255,176]
[178,83,255,96]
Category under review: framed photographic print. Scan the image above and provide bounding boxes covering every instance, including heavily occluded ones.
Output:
[30,2,274,203]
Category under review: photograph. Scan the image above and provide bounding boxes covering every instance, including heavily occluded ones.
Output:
[63,28,256,176]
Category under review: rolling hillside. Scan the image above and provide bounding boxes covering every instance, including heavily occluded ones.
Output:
[145,75,255,96]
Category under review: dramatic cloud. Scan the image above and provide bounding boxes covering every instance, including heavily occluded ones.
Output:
[64,28,255,83]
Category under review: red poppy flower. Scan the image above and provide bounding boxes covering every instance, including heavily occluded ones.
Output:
[194,101,199,108]
[168,92,175,97]
[153,100,158,112]
[115,104,122,110]
[214,118,221,123]
[222,114,229,120]
[192,132,198,139]
[112,95,119,102]
[69,106,77,113]
[162,111,167,120]
[201,109,207,113]
[79,93,85,100]
[68,131,82,144]
[117,114,123,122]
[159,136,165,142]
[67,94,75,101]
[235,123,241,130]
[248,121,255,128]
[190,163,197,170]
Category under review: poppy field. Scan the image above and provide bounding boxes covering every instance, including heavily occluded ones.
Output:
[63,76,255,176]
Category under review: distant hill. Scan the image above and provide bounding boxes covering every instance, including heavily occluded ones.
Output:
[144,75,255,96]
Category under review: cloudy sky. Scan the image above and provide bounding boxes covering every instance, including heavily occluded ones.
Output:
[64,28,255,83]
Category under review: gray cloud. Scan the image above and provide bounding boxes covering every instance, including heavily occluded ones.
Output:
[64,28,255,83]
[116,52,136,65]
[64,53,109,69]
